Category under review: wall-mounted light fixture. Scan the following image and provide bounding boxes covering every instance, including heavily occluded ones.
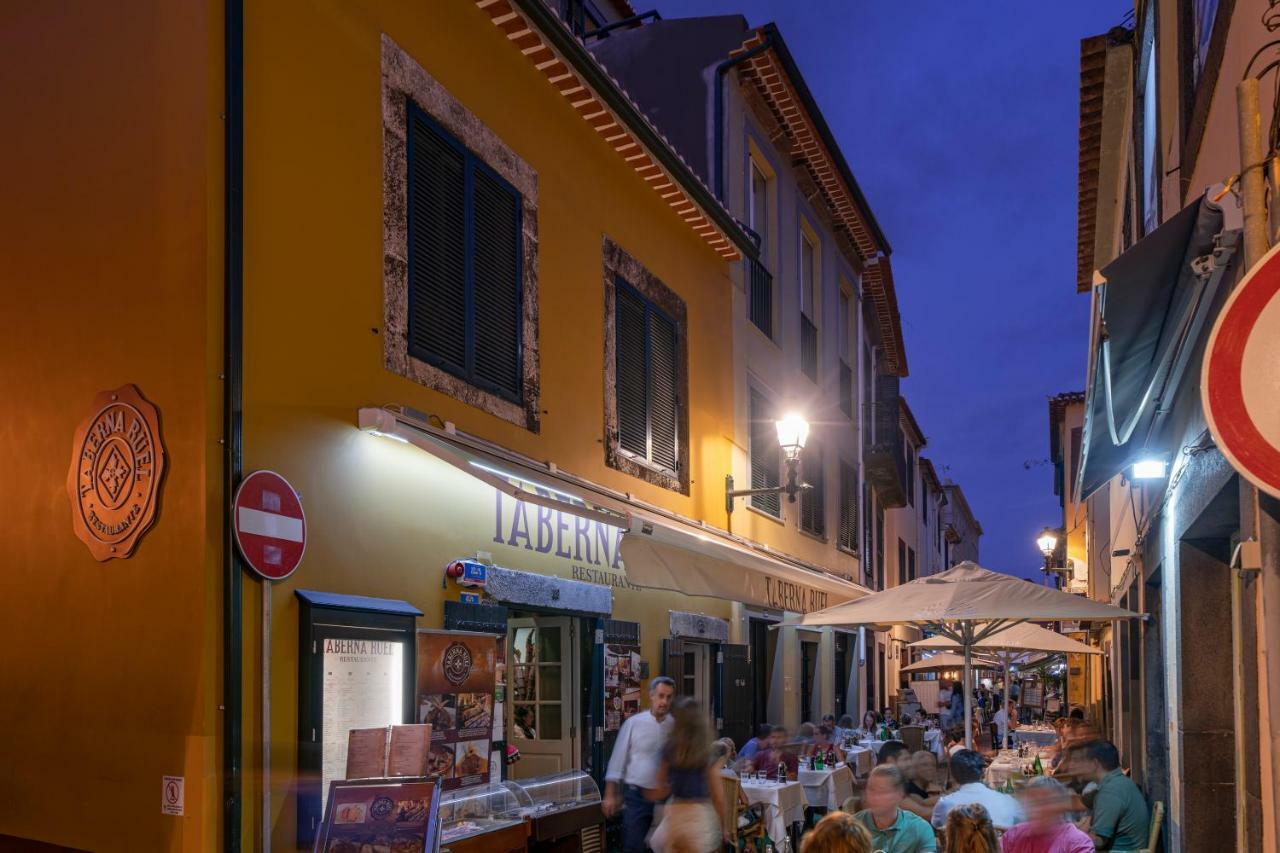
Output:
[725,413,811,514]
[1131,457,1169,479]
[1036,526,1070,587]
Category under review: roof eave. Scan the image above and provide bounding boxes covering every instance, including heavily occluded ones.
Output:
[491,0,759,261]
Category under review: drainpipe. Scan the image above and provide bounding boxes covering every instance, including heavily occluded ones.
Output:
[1236,76,1280,853]
[713,35,774,201]
[224,0,245,848]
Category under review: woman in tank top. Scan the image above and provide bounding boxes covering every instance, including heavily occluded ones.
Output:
[646,697,728,852]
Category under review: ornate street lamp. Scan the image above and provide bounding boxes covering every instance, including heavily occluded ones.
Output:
[726,413,811,514]
[1037,527,1069,587]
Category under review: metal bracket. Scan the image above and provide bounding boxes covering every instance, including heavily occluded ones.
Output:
[1231,539,1262,577]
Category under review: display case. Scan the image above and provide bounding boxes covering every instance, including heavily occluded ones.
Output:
[505,771,604,852]
[439,783,530,853]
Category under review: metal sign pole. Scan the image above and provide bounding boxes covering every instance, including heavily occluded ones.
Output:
[262,579,271,853]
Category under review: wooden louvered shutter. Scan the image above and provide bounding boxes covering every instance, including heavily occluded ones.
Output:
[749,390,780,515]
[407,111,467,372]
[648,309,678,472]
[406,104,522,403]
[615,284,648,459]
[839,461,859,551]
[800,444,824,536]
[663,638,687,695]
[471,167,522,399]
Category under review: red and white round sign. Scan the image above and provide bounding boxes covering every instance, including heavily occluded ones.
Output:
[1203,241,1280,498]
[233,470,307,580]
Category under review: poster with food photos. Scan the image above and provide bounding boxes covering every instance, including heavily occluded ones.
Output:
[604,643,642,732]
[313,777,439,853]
[416,630,498,791]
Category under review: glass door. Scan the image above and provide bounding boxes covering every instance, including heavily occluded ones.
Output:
[507,616,577,778]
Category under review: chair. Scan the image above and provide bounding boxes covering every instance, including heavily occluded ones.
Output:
[720,774,766,848]
[900,725,924,753]
[988,722,1001,750]
[1140,801,1164,853]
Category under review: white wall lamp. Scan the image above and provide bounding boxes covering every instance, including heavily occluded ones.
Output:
[726,413,811,514]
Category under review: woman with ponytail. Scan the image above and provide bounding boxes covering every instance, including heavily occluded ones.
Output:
[942,803,998,853]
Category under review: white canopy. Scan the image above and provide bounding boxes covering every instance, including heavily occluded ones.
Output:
[797,562,1139,628]
[910,622,1102,656]
[797,562,1139,747]
[901,652,998,673]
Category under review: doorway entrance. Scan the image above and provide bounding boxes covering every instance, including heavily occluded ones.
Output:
[680,640,713,724]
[507,615,580,778]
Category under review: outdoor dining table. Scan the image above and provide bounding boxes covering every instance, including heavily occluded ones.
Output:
[984,748,1051,788]
[843,745,874,776]
[739,776,807,845]
[1013,725,1057,746]
[796,763,855,810]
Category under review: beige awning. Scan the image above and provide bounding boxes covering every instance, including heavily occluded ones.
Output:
[359,406,868,612]
[620,509,867,613]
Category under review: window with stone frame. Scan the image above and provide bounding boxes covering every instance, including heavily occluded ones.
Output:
[381,35,540,431]
[602,237,689,493]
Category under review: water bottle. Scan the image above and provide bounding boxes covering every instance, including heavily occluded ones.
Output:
[813,751,823,771]
[778,761,787,782]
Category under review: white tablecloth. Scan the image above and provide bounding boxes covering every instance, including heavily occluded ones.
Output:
[797,764,855,810]
[924,728,943,757]
[1014,727,1057,746]
[844,746,874,776]
[740,779,806,843]
[858,739,887,756]
[984,749,1051,788]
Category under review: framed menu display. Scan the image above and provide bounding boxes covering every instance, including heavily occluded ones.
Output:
[603,644,642,732]
[417,630,500,791]
[297,591,420,849]
[312,777,440,853]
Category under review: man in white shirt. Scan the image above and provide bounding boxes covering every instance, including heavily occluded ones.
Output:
[992,699,1018,749]
[931,749,1023,831]
[604,676,675,853]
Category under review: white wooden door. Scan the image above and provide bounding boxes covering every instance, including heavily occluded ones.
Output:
[507,616,578,778]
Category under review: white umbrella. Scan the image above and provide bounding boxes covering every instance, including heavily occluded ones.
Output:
[900,651,999,673]
[796,562,1140,748]
[910,622,1101,707]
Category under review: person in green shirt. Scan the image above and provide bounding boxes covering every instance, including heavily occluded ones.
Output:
[1077,740,1149,850]
[853,765,937,852]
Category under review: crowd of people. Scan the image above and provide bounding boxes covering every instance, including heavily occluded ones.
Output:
[604,677,1152,852]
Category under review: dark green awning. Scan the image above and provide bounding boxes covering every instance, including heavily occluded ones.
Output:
[1077,193,1239,498]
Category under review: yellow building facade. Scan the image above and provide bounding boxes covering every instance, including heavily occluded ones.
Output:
[1,1,868,849]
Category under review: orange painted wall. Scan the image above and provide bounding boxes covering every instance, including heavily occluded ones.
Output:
[240,1,738,847]
[0,2,223,850]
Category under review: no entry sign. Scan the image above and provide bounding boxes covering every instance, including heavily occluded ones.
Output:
[233,470,306,580]
[1203,242,1280,498]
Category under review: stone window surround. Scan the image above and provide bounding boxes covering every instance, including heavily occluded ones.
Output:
[381,34,541,432]
[601,236,690,495]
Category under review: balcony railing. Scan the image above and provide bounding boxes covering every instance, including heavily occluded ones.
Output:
[800,314,817,381]
[748,257,772,338]
[863,374,907,507]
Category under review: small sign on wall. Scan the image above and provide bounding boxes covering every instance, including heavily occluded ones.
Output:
[162,776,184,816]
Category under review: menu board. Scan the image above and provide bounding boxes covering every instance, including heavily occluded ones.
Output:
[346,725,434,780]
[1066,631,1089,708]
[322,638,407,814]
[604,643,642,732]
[416,630,498,791]
[1021,680,1044,708]
[313,777,439,853]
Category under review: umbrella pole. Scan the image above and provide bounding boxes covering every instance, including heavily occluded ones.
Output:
[963,623,974,750]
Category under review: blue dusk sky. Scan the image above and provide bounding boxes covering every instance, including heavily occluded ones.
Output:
[650,0,1131,579]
